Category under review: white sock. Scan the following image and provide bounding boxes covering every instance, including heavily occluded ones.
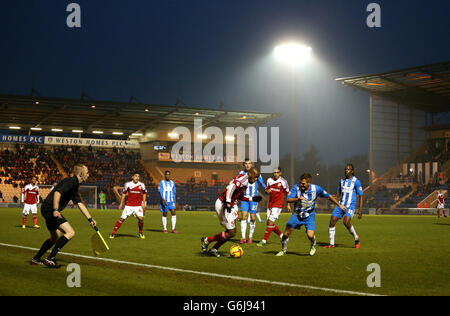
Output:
[249,221,256,239]
[311,235,316,247]
[171,215,176,230]
[241,220,247,239]
[348,225,358,240]
[162,217,167,230]
[329,227,336,245]
[281,237,289,252]
[256,212,262,222]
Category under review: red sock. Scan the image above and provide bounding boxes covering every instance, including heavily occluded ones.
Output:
[263,226,274,241]
[212,232,229,250]
[112,220,123,235]
[33,215,37,226]
[138,220,144,234]
[22,215,27,226]
[207,232,226,243]
[273,225,282,237]
[443,210,447,217]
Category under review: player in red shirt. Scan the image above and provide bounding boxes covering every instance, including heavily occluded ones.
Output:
[109,172,147,239]
[437,190,447,218]
[201,167,262,257]
[21,177,40,229]
[257,167,289,246]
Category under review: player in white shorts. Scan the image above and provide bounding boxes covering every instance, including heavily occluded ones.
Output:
[201,168,262,257]
[109,172,147,239]
[437,190,447,218]
[257,167,289,246]
[21,177,40,229]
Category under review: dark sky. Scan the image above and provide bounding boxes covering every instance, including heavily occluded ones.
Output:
[1,0,449,164]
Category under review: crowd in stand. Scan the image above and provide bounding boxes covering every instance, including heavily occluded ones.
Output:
[0,144,60,186]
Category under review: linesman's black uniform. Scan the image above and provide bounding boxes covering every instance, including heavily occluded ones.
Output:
[41,176,82,231]
[32,176,85,267]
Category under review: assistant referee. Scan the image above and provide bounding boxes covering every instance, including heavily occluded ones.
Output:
[31,164,97,268]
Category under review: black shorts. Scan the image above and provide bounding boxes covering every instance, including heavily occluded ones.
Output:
[41,206,67,231]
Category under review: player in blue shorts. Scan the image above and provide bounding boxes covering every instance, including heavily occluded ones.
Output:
[276,173,346,256]
[238,159,266,244]
[159,170,177,233]
[324,164,363,249]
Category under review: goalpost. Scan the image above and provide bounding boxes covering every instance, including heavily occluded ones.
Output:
[40,185,98,209]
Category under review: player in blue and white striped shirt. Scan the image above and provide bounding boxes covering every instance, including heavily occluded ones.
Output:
[324,164,363,249]
[238,159,266,244]
[159,170,177,233]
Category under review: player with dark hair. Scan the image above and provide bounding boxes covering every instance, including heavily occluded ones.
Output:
[110,172,147,239]
[201,167,262,257]
[324,164,363,249]
[31,164,97,268]
[276,173,346,256]
[257,167,289,246]
[159,170,177,233]
[21,176,40,229]
[437,189,447,218]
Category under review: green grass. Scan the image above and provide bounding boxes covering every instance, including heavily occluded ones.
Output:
[0,208,449,296]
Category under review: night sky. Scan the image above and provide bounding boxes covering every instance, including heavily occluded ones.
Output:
[1,0,449,164]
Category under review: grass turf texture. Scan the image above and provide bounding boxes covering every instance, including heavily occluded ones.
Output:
[0,208,449,296]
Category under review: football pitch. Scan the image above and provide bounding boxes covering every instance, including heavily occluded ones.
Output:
[0,208,449,296]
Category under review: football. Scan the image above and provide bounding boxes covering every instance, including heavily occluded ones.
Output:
[229,244,244,258]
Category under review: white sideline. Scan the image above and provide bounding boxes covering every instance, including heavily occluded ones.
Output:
[0,242,384,296]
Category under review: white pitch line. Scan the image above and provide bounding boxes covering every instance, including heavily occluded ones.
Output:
[0,242,384,296]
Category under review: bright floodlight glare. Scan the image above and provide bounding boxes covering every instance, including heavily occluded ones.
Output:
[274,43,312,65]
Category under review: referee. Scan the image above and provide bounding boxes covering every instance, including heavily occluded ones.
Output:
[31,164,97,268]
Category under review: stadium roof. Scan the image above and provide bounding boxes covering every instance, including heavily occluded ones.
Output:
[335,61,450,113]
[0,94,279,137]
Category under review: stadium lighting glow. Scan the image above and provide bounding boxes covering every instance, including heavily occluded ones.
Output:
[91,105,96,108]
[112,132,123,135]
[9,126,21,129]
[197,134,208,139]
[131,133,143,136]
[168,132,179,139]
[72,129,83,133]
[51,128,63,132]
[145,109,149,112]
[30,127,42,131]
[274,43,312,65]
[225,136,235,141]
[195,112,199,115]
[93,131,103,134]
[35,101,39,105]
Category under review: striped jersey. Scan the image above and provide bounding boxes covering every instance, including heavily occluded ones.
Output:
[238,170,266,198]
[159,180,176,203]
[219,173,250,205]
[123,181,147,207]
[288,183,330,219]
[21,184,39,204]
[337,176,364,208]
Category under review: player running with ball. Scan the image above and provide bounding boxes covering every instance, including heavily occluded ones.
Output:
[201,168,262,257]
[277,173,346,256]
